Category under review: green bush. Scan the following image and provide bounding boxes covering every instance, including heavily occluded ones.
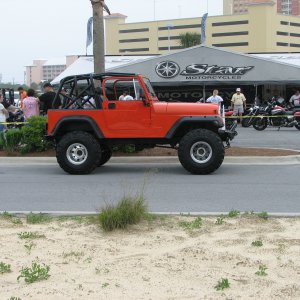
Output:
[99,195,147,231]
[0,129,23,152]
[21,116,49,153]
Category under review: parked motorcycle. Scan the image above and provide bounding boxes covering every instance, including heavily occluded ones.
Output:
[253,101,300,131]
[242,105,265,127]
[6,110,25,129]
[225,110,237,130]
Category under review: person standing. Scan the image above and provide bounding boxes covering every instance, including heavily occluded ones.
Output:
[206,89,223,106]
[17,86,27,108]
[231,88,246,124]
[38,83,57,114]
[0,94,8,132]
[22,89,39,120]
[289,90,300,107]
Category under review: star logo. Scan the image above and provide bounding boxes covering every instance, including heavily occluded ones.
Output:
[155,61,180,79]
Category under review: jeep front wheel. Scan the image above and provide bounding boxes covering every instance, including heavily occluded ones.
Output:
[178,129,225,174]
[98,145,112,167]
[56,131,101,175]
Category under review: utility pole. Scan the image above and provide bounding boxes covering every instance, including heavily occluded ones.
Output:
[90,0,105,74]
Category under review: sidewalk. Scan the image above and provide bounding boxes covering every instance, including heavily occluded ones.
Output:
[1,155,300,165]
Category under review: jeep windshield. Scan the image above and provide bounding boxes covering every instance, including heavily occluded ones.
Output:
[143,78,158,100]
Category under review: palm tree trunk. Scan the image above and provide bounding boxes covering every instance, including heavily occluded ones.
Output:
[90,0,105,74]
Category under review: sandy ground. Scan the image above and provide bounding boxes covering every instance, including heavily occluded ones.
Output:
[0,215,300,300]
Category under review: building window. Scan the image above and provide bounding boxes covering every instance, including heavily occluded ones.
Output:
[277,42,289,46]
[119,48,149,53]
[212,20,248,27]
[280,21,289,25]
[158,46,184,50]
[212,42,248,47]
[290,32,300,37]
[119,38,149,43]
[290,22,300,27]
[158,36,181,41]
[212,31,248,37]
[290,43,300,47]
[119,28,149,33]
[277,31,289,36]
[158,24,201,31]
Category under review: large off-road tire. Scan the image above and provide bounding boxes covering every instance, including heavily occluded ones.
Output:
[253,117,268,131]
[56,131,101,175]
[178,129,225,175]
[98,145,112,167]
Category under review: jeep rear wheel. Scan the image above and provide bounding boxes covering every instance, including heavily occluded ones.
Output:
[178,129,224,174]
[56,131,101,175]
[98,145,112,167]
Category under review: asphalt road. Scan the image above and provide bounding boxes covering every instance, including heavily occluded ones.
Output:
[1,160,300,213]
[233,126,300,150]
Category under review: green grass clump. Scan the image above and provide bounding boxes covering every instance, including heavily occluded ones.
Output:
[257,211,269,220]
[99,195,147,231]
[17,262,50,283]
[0,262,11,274]
[26,213,51,224]
[179,217,202,230]
[215,216,225,225]
[215,278,230,291]
[251,240,263,247]
[255,265,268,276]
[228,210,240,218]
[18,232,45,239]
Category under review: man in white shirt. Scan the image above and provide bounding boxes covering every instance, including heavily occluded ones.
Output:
[119,90,134,101]
[289,90,300,107]
[206,89,223,106]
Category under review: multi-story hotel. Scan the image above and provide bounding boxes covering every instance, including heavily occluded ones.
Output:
[105,1,300,56]
[224,0,300,15]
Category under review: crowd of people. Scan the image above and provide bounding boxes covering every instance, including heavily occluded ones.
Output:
[0,83,56,132]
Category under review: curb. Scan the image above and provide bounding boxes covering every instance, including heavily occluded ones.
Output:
[1,155,300,165]
[2,211,300,218]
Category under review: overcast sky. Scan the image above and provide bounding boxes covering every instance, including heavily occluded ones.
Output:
[0,0,223,84]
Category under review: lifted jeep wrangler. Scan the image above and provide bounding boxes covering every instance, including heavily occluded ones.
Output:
[47,73,237,175]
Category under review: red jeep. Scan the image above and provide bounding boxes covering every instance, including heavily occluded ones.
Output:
[47,73,237,175]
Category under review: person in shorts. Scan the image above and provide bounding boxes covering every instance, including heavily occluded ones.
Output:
[231,88,246,124]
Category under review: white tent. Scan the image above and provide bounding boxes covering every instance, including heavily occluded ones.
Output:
[51,55,155,85]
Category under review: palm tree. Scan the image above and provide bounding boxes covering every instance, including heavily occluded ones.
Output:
[178,32,201,49]
[90,0,110,74]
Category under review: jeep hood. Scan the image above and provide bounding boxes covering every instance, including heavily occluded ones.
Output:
[153,102,220,116]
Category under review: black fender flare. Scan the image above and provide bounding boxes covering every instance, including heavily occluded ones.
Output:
[165,116,223,139]
[50,116,104,140]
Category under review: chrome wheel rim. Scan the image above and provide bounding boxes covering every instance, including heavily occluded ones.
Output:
[66,143,88,165]
[190,141,212,164]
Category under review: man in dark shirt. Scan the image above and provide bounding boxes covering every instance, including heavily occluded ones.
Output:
[39,83,58,114]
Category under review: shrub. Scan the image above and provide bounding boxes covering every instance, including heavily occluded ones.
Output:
[215,278,230,291]
[99,194,147,231]
[21,116,49,153]
[179,217,202,230]
[17,262,50,283]
[0,262,11,274]
[26,213,51,224]
[0,129,23,152]
[228,209,240,218]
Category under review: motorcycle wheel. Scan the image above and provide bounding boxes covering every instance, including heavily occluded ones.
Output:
[295,118,300,130]
[253,117,268,131]
[242,117,252,127]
